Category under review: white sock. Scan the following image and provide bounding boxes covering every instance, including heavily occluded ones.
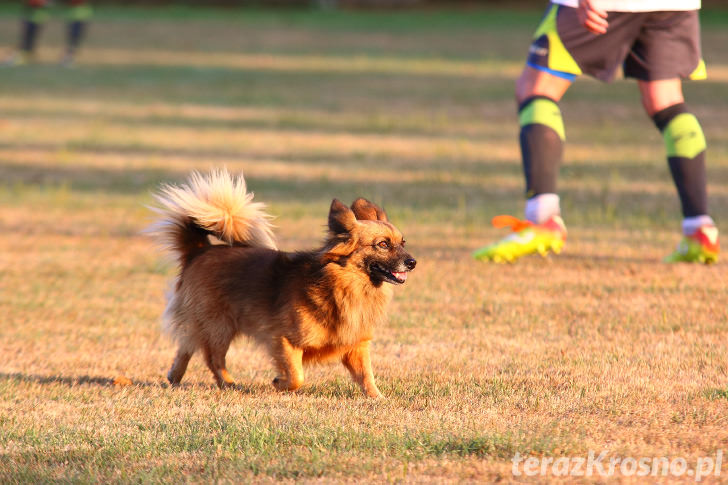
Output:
[525,193,560,224]
[682,215,715,236]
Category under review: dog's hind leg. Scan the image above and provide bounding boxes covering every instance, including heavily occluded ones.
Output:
[342,340,383,398]
[168,347,193,385]
[271,336,304,392]
[202,338,236,389]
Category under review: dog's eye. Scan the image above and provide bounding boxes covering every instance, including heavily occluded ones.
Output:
[377,241,390,250]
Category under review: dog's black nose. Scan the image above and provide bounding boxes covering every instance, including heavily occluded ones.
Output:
[404,258,417,270]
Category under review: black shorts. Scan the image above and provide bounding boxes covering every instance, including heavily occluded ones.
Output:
[525,3,706,82]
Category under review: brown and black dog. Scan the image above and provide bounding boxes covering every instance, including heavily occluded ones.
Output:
[149,169,415,397]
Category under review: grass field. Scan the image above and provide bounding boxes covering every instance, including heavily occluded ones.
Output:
[1,5,727,483]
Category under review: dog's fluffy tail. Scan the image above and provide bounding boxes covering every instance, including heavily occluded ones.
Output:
[148,169,276,267]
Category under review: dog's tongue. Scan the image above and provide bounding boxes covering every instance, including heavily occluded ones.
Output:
[393,272,408,282]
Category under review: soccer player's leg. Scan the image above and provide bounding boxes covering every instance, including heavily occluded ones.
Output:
[629,10,719,264]
[62,0,92,65]
[640,80,719,264]
[3,0,50,66]
[473,67,570,263]
[475,4,587,262]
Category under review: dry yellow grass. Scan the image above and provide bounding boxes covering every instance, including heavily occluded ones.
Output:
[1,6,727,483]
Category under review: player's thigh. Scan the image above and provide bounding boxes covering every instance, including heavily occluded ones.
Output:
[625,11,705,82]
[516,65,572,104]
[525,5,643,83]
[638,79,685,117]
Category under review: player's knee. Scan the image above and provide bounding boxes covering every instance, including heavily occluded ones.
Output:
[519,96,565,142]
[652,103,706,159]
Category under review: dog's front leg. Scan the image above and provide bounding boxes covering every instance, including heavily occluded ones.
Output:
[271,336,304,392]
[342,340,383,398]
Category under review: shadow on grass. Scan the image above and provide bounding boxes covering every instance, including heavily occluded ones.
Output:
[0,63,516,111]
[1,109,509,141]
[4,135,727,194]
[556,253,656,265]
[0,157,521,207]
[0,372,338,396]
[0,372,161,389]
[4,151,725,207]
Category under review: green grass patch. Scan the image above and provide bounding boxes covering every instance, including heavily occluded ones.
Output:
[704,387,728,400]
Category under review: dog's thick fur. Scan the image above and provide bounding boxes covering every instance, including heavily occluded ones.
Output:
[149,169,415,398]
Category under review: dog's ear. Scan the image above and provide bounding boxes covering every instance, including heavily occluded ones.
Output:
[350,198,388,222]
[328,198,357,234]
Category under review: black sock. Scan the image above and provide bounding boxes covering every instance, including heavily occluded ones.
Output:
[518,96,565,198]
[67,21,86,54]
[652,103,708,218]
[20,20,40,53]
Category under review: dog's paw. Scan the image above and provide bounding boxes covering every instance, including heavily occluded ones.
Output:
[272,376,302,392]
[364,387,384,399]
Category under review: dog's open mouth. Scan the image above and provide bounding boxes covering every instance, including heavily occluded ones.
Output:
[371,263,408,284]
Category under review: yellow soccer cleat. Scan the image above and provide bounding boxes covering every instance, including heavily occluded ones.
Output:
[473,214,567,263]
[1,51,30,67]
[664,225,719,264]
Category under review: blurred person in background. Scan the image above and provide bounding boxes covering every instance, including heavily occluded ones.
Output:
[474,0,719,264]
[3,0,92,66]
